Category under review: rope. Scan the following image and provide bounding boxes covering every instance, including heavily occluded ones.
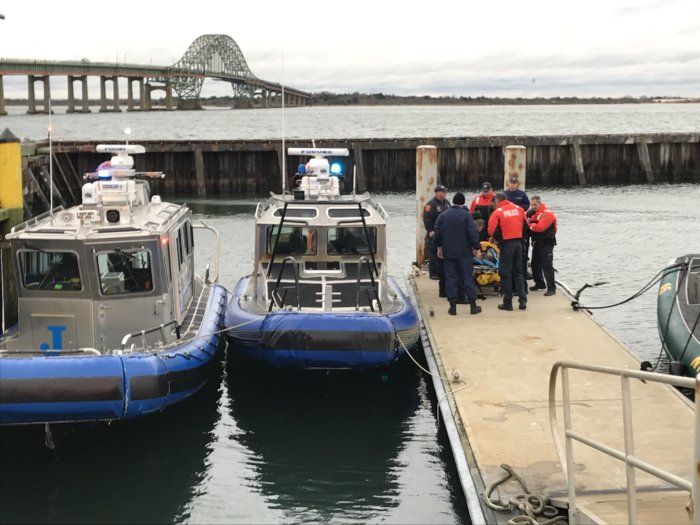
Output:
[572,262,684,311]
[483,464,568,525]
[396,332,471,430]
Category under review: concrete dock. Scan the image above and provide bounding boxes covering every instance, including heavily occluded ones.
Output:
[412,274,696,525]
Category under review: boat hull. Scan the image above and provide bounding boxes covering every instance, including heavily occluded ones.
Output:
[225,276,420,369]
[657,255,700,377]
[0,284,227,425]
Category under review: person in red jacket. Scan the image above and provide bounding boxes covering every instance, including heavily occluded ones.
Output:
[527,196,558,296]
[469,182,496,241]
[488,193,527,311]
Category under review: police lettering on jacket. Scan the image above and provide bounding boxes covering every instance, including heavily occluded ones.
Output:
[487,200,526,241]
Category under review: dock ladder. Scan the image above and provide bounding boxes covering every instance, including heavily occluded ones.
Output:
[549,361,699,524]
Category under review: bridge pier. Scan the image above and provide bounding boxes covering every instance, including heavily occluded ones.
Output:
[67,75,91,113]
[99,76,121,112]
[126,77,146,111]
[0,76,5,116]
[145,81,175,111]
[26,75,52,114]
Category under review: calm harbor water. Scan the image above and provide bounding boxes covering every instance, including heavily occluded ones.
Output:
[1,106,699,524]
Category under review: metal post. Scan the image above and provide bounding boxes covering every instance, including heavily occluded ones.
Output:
[562,367,578,524]
[504,145,527,191]
[621,376,638,524]
[416,145,438,267]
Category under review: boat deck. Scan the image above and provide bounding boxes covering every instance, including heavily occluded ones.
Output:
[412,274,695,525]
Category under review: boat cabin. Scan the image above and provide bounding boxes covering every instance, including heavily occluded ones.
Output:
[248,148,392,312]
[4,145,196,354]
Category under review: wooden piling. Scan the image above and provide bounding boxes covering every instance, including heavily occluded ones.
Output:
[416,145,438,267]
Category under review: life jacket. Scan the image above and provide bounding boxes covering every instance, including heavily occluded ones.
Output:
[469,192,495,222]
[529,204,558,245]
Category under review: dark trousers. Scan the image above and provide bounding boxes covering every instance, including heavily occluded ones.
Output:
[444,258,477,302]
[428,234,439,277]
[532,242,556,291]
[499,239,526,306]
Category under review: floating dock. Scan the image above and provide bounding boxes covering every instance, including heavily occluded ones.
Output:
[411,275,697,525]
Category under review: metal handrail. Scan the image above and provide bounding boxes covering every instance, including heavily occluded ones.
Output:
[548,361,698,524]
[193,220,220,283]
[268,256,300,312]
[119,319,180,351]
[355,256,382,312]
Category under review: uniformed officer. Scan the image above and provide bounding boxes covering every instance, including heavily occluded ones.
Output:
[488,193,527,311]
[469,182,496,241]
[423,184,451,294]
[504,176,531,287]
[434,192,482,316]
[528,195,558,296]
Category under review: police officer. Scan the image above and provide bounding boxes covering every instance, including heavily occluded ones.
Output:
[423,184,451,293]
[528,195,558,296]
[488,193,527,311]
[434,192,482,316]
[504,176,531,286]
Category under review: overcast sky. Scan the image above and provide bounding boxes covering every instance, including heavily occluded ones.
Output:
[1,0,699,98]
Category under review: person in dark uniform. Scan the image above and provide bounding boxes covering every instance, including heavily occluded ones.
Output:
[527,195,558,296]
[434,192,482,316]
[504,176,531,288]
[488,193,527,311]
[423,184,451,294]
[469,182,496,241]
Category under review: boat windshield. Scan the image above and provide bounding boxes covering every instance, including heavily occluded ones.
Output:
[20,250,82,291]
[327,227,376,255]
[96,248,153,295]
[266,226,318,256]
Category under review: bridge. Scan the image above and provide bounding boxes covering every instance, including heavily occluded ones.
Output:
[0,34,310,114]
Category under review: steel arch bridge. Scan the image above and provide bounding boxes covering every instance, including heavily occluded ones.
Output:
[167,34,260,100]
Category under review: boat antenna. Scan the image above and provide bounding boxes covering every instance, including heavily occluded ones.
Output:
[124,127,131,145]
[281,42,286,194]
[352,165,357,195]
[48,96,53,217]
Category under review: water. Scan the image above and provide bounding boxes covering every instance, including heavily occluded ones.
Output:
[1,106,699,524]
[2,103,699,141]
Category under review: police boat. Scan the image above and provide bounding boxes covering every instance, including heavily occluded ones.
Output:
[0,144,227,425]
[224,147,420,369]
[657,254,700,377]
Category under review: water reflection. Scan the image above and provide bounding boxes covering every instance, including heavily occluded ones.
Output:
[0,359,223,525]
[226,356,423,522]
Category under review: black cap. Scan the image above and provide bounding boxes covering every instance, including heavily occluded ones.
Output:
[434,184,448,192]
[481,182,492,191]
[453,192,466,205]
[508,176,519,184]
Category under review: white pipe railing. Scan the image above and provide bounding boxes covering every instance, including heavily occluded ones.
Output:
[549,361,697,524]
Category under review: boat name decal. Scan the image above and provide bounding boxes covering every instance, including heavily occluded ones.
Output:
[39,325,66,353]
[77,210,96,219]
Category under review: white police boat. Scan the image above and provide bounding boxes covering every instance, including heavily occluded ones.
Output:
[224,147,420,369]
[0,144,227,425]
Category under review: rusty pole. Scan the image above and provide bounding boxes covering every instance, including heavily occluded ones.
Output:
[504,145,527,191]
[416,145,438,267]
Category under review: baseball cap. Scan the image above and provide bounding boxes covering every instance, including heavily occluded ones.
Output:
[508,176,519,184]
[434,184,448,192]
[480,182,492,191]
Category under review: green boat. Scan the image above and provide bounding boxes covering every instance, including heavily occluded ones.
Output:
[657,254,700,377]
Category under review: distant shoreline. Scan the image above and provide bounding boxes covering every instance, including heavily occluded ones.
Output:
[3,94,699,108]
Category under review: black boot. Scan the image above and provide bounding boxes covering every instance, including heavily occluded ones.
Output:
[469,300,482,315]
[448,301,457,316]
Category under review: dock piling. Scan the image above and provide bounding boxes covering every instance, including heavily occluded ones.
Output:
[503,145,526,190]
[416,145,438,267]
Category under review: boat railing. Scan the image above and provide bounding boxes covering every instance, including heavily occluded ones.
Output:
[193,220,220,283]
[356,256,382,312]
[10,206,64,234]
[269,256,301,312]
[548,360,699,524]
[119,319,181,352]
